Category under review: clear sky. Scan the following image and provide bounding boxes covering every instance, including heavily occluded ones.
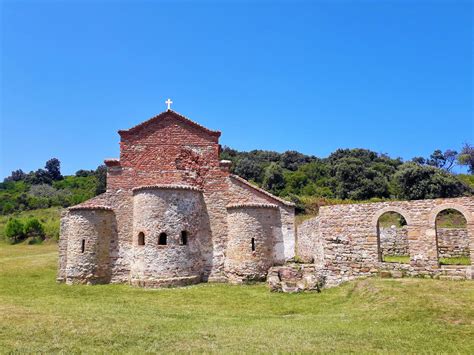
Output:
[1,0,472,177]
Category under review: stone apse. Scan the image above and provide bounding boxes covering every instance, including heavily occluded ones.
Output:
[297,196,474,287]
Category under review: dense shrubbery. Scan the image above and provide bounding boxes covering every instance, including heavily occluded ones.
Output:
[0,159,106,215]
[1,146,472,219]
[221,146,473,214]
[5,217,45,244]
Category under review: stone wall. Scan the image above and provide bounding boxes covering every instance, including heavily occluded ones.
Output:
[129,186,211,287]
[437,228,470,258]
[297,197,474,287]
[58,208,116,285]
[225,205,280,283]
[379,226,409,257]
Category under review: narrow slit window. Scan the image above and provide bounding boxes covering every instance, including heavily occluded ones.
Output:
[81,239,85,253]
[251,238,255,252]
[180,231,188,245]
[138,232,145,246]
[158,232,167,245]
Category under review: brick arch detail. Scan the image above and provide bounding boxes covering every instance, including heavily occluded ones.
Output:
[371,206,413,229]
[428,203,473,226]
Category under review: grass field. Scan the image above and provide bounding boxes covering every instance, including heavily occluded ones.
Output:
[1,244,473,352]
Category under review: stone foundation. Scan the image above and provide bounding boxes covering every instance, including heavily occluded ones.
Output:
[267,264,325,293]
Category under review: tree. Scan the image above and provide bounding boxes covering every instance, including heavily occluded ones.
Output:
[5,218,25,243]
[426,149,458,171]
[94,165,107,194]
[281,151,313,171]
[234,158,263,182]
[25,169,52,185]
[45,158,62,181]
[75,169,94,177]
[24,218,45,242]
[262,163,285,195]
[393,163,469,200]
[3,169,26,182]
[330,157,389,200]
[412,157,426,165]
[458,143,474,174]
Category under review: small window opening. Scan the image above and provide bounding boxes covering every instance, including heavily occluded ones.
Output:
[158,232,167,245]
[251,237,255,252]
[138,232,145,246]
[81,239,85,253]
[180,231,188,245]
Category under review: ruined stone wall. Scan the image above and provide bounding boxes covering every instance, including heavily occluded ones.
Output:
[59,209,116,285]
[379,226,409,257]
[297,197,474,286]
[437,228,470,258]
[129,187,211,287]
[224,205,280,283]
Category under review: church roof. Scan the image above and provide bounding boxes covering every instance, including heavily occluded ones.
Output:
[229,175,296,207]
[118,110,221,137]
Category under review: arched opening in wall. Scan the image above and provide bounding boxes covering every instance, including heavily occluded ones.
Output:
[158,232,167,246]
[81,239,85,253]
[435,209,470,265]
[180,231,188,245]
[251,237,255,252]
[377,212,409,263]
[138,232,145,246]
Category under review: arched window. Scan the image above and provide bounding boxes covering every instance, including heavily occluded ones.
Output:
[377,211,409,263]
[180,231,188,245]
[158,232,167,246]
[435,209,470,266]
[81,239,85,253]
[251,237,255,252]
[138,232,145,246]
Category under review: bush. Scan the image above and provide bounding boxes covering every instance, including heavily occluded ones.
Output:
[5,218,25,243]
[24,218,45,243]
[393,163,469,200]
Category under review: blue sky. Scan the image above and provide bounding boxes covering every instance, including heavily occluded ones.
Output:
[1,0,472,177]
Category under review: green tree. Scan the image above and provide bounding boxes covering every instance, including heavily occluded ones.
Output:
[24,218,45,242]
[458,143,474,174]
[45,158,63,181]
[393,163,469,200]
[5,218,25,243]
[234,158,263,182]
[94,165,107,194]
[330,157,389,200]
[262,163,285,195]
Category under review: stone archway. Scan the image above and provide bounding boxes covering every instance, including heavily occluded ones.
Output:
[429,204,473,267]
[372,207,412,263]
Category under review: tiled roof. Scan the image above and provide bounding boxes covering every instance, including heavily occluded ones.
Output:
[68,193,113,211]
[132,184,203,193]
[118,110,221,137]
[227,203,279,209]
[229,175,296,207]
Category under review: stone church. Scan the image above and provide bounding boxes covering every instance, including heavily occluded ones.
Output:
[58,108,295,287]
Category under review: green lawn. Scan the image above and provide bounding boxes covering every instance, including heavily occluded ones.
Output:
[382,255,411,264]
[0,243,473,353]
[440,257,472,266]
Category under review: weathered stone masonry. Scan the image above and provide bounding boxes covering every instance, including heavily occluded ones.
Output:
[297,197,474,287]
[58,110,295,286]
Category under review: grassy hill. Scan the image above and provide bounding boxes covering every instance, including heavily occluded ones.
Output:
[0,243,473,352]
[0,207,62,241]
